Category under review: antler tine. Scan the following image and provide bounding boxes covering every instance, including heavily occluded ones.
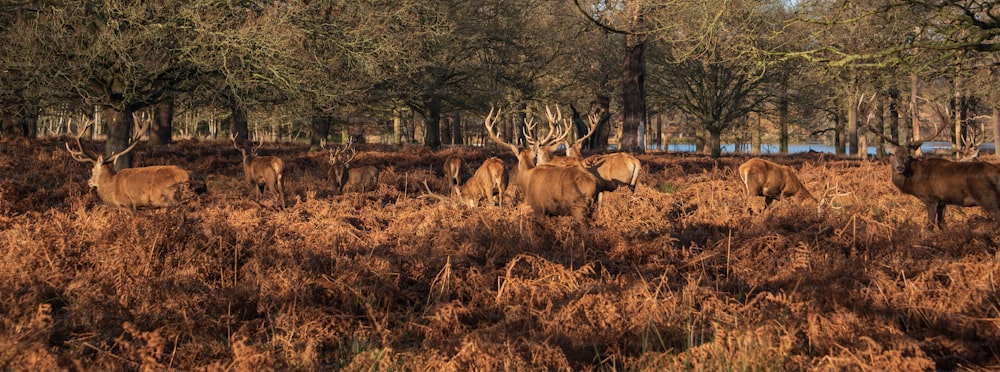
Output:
[574,113,600,145]
[252,139,264,155]
[229,131,248,157]
[484,106,519,155]
[863,122,900,148]
[343,146,358,164]
[65,117,98,164]
[909,123,949,150]
[957,126,984,161]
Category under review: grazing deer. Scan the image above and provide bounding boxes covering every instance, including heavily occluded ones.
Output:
[65,116,205,210]
[325,140,379,194]
[443,156,462,187]
[454,157,508,207]
[739,158,817,212]
[485,107,598,222]
[868,123,1000,229]
[230,133,285,207]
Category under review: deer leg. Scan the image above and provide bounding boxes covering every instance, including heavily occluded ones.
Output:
[936,204,946,228]
[925,202,943,229]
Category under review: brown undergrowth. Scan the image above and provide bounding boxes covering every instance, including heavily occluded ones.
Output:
[1,138,998,370]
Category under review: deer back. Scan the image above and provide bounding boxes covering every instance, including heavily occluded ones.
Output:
[97,165,193,209]
[521,165,598,217]
[344,165,379,193]
[247,156,284,185]
[894,158,1000,205]
[586,153,641,192]
[739,158,815,203]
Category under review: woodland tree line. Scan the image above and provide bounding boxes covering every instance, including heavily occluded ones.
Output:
[2,0,999,162]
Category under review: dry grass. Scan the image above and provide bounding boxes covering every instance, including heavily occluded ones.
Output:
[1,137,998,370]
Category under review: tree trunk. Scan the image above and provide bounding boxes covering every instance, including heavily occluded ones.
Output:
[1,111,23,138]
[452,113,463,145]
[778,99,789,154]
[656,113,663,152]
[834,113,845,156]
[423,96,442,148]
[440,116,453,145]
[310,115,332,151]
[875,96,886,158]
[708,128,722,158]
[104,106,136,171]
[231,103,249,141]
[953,75,962,148]
[910,74,919,145]
[149,98,174,146]
[751,113,761,155]
[620,35,647,153]
[847,86,858,157]
[393,108,403,145]
[993,107,1000,152]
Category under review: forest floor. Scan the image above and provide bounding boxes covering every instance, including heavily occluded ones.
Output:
[1,137,998,371]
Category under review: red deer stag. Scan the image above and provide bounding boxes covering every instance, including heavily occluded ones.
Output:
[325,140,379,194]
[230,133,285,207]
[868,123,1000,228]
[739,158,817,212]
[485,107,598,222]
[65,116,205,210]
[443,156,462,187]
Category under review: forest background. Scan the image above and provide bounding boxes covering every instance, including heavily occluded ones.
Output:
[3,0,1000,160]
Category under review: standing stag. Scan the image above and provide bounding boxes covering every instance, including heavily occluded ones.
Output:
[65,115,205,210]
[325,140,379,194]
[739,158,817,212]
[485,107,598,222]
[230,133,285,207]
[869,123,1000,228]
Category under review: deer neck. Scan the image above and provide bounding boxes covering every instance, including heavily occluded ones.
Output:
[90,163,117,189]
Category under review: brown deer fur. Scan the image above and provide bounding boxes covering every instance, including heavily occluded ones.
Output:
[444,156,462,187]
[583,152,642,192]
[886,144,1000,228]
[454,157,507,207]
[232,136,285,207]
[327,143,379,194]
[738,158,816,211]
[486,107,598,222]
[66,116,203,210]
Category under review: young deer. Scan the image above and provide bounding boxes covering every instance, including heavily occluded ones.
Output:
[65,115,205,210]
[230,133,285,207]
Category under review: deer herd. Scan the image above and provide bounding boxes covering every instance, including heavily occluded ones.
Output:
[62,105,1000,229]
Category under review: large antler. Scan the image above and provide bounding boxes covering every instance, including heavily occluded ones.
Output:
[65,118,98,164]
[524,106,569,152]
[103,112,151,165]
[956,126,985,161]
[229,131,249,158]
[865,120,947,151]
[485,107,520,155]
